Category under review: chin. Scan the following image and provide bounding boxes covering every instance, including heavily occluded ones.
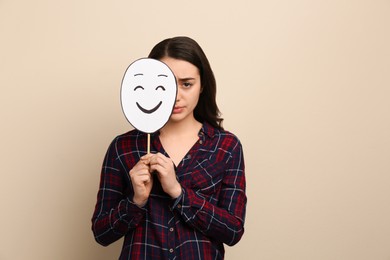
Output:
[169,113,192,123]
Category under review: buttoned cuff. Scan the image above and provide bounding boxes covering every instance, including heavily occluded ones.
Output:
[171,188,184,210]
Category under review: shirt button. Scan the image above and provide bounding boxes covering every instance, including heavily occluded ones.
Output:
[177,204,182,209]
[169,227,174,232]
[169,248,174,253]
[199,140,203,144]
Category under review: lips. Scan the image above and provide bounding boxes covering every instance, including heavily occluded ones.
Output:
[136,101,162,114]
[172,106,184,113]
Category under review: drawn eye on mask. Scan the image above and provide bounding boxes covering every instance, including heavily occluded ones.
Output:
[121,58,177,134]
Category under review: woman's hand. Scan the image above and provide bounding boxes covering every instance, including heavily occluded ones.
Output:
[149,153,182,199]
[129,154,154,207]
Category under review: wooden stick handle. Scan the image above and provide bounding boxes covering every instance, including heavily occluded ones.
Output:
[147,133,150,154]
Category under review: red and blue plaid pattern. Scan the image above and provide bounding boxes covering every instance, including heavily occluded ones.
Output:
[92,122,247,259]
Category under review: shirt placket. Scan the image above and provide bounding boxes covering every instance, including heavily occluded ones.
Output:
[167,211,177,259]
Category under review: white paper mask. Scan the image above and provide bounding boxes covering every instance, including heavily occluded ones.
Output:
[121,58,177,133]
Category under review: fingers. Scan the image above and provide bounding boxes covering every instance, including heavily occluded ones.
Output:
[141,153,154,159]
[128,155,158,206]
[134,152,174,177]
[130,158,152,183]
[140,153,153,162]
[149,153,172,169]
[130,162,149,175]
[149,155,176,183]
[150,163,165,176]
[136,174,152,185]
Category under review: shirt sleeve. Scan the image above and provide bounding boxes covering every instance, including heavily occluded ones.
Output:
[91,138,146,246]
[172,137,247,246]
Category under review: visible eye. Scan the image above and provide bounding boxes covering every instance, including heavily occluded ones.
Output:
[156,85,166,91]
[134,86,144,91]
[183,82,193,88]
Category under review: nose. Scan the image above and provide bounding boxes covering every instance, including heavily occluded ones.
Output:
[175,87,182,102]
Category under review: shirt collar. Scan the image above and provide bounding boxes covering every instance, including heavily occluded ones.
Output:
[200,121,218,139]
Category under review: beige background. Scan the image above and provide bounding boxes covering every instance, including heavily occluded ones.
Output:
[1,0,389,259]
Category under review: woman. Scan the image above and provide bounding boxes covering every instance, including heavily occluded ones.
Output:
[92,36,247,260]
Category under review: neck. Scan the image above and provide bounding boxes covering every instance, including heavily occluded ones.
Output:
[160,117,202,138]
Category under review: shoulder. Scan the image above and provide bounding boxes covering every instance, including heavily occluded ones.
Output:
[218,129,243,152]
[203,123,243,151]
[107,128,146,152]
[112,129,143,144]
[115,128,144,142]
[102,129,147,170]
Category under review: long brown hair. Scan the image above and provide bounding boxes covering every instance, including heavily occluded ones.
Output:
[148,36,224,129]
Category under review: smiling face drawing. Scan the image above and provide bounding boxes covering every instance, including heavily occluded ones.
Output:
[121,58,177,133]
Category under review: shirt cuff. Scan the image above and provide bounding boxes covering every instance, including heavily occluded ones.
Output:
[126,197,147,225]
[171,188,184,209]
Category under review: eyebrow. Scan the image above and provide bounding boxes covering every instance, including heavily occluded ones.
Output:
[158,74,168,77]
[134,73,143,77]
[178,77,196,81]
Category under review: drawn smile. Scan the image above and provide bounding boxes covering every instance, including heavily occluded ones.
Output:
[136,101,162,114]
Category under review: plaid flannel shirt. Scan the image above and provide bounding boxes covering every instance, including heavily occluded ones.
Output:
[92,122,247,260]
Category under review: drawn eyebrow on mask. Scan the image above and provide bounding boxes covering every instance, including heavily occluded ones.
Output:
[158,74,168,77]
[134,73,143,77]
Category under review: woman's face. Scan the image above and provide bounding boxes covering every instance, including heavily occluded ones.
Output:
[160,57,202,124]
